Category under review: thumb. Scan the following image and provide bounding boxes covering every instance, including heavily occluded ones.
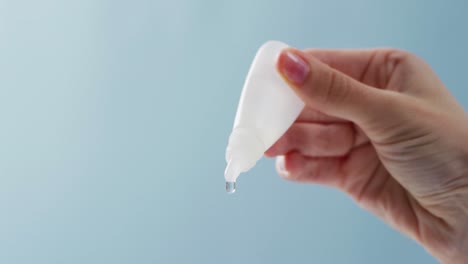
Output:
[277,48,396,126]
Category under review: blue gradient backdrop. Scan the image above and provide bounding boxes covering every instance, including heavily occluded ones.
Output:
[0,0,467,263]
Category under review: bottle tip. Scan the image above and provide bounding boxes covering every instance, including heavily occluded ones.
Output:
[224,160,240,183]
[226,181,236,194]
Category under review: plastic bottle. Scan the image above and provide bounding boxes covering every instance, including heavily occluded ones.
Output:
[224,40,305,193]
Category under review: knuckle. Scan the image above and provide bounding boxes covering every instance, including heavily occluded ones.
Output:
[322,70,352,106]
[383,48,419,83]
[305,59,353,108]
[383,48,416,63]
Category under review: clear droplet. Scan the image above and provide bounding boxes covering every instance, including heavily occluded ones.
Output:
[226,181,236,194]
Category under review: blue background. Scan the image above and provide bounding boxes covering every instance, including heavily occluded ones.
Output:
[0,0,467,263]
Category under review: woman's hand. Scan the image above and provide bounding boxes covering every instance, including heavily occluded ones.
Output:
[266,47,468,263]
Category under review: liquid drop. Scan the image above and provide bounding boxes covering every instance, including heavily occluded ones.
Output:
[226,181,236,194]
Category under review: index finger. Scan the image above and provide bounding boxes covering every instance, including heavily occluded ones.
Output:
[296,107,346,123]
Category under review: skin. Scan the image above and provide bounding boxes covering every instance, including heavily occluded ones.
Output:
[266,48,468,263]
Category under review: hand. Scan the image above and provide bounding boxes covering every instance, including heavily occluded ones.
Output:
[266,47,468,263]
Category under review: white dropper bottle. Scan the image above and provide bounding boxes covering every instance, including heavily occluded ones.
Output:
[224,40,305,193]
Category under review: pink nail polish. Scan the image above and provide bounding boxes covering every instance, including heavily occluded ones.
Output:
[279,51,310,85]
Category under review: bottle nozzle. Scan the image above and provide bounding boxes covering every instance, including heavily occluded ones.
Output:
[224,160,240,183]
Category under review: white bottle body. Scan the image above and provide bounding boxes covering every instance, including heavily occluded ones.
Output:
[225,41,305,183]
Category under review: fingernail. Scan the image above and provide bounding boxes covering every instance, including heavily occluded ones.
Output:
[276,156,289,178]
[278,50,310,85]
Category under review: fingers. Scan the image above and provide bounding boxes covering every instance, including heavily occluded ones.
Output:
[275,152,343,187]
[265,122,356,157]
[275,144,379,192]
[277,48,397,127]
[296,107,345,123]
